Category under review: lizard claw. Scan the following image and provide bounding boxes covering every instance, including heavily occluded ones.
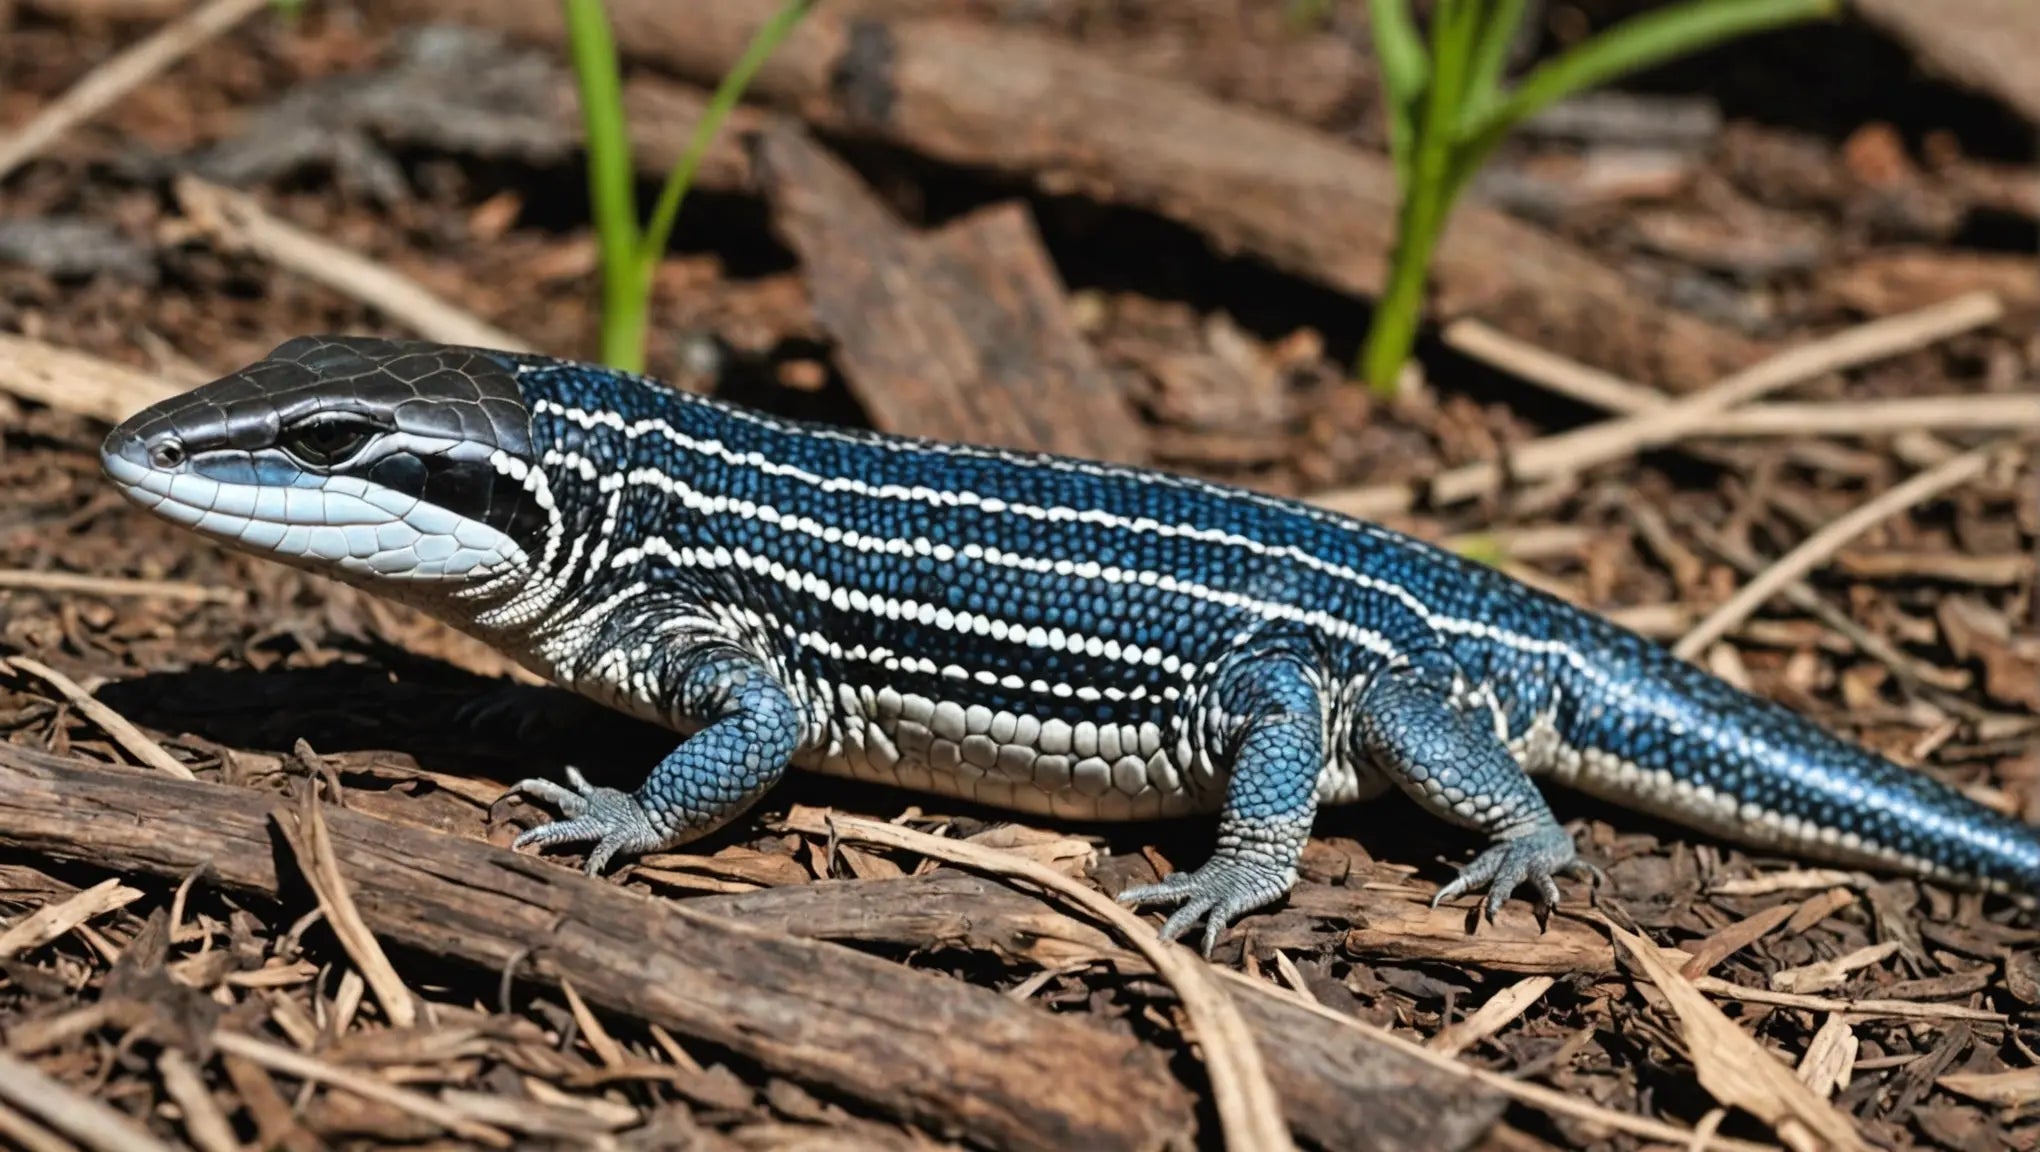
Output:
[1432,825,1591,920]
[1118,852,1294,956]
[504,767,663,875]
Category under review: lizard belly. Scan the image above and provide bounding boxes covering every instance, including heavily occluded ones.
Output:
[789,677,1390,821]
[789,679,1211,821]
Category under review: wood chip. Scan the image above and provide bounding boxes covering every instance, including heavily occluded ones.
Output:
[1427,976,1555,1058]
[1796,1014,1857,1100]
[1609,922,1868,1152]
[0,878,142,960]
[1769,941,1904,995]
[1938,1067,2040,1107]
[755,125,1146,462]
[1679,902,1796,978]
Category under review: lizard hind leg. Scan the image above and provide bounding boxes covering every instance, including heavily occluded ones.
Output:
[1118,648,1327,956]
[1357,658,1591,919]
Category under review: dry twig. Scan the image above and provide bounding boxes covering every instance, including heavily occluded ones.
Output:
[0,334,180,424]
[0,878,141,960]
[2,656,194,779]
[0,0,271,181]
[209,1030,514,1147]
[1315,291,2004,517]
[1426,975,1555,1058]
[0,1048,181,1152]
[1673,441,2014,659]
[174,176,533,352]
[275,781,421,1028]
[0,570,240,603]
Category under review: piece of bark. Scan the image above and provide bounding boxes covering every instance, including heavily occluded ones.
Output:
[0,746,1193,1152]
[1855,0,2040,125]
[1257,885,1616,975]
[755,124,1146,460]
[370,0,1759,390]
[690,871,1506,1152]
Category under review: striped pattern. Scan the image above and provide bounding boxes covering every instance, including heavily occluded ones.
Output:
[98,337,2040,918]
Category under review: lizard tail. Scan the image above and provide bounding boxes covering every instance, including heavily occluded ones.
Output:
[1548,632,2040,897]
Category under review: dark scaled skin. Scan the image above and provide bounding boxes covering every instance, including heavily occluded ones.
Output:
[98,337,2040,956]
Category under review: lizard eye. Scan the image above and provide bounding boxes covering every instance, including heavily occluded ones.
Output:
[278,417,378,468]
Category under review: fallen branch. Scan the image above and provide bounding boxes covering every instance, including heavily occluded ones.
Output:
[0,745,1195,1152]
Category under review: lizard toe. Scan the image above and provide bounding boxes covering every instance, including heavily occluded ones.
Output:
[506,769,664,874]
[1433,825,1582,919]
[1119,852,1294,956]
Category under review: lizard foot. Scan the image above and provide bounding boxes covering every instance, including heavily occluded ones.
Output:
[1118,852,1294,957]
[504,767,664,875]
[1431,825,1592,920]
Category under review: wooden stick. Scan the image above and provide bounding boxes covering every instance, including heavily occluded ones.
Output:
[1314,291,2004,517]
[0,570,240,603]
[1672,442,2011,659]
[174,176,532,352]
[1698,395,2040,436]
[0,334,180,425]
[0,0,271,181]
[2,656,194,779]
[1442,318,1665,415]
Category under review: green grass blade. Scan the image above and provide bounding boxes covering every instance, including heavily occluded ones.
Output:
[1459,0,1836,160]
[1462,0,1527,119]
[638,0,812,292]
[562,0,644,368]
[1366,0,1429,186]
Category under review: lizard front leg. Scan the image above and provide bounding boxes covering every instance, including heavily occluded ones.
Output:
[1358,657,1591,917]
[506,643,802,874]
[1118,648,1326,955]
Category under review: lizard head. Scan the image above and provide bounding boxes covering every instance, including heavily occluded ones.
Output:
[100,336,553,599]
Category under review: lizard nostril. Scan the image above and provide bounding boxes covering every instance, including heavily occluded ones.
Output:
[147,439,186,469]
